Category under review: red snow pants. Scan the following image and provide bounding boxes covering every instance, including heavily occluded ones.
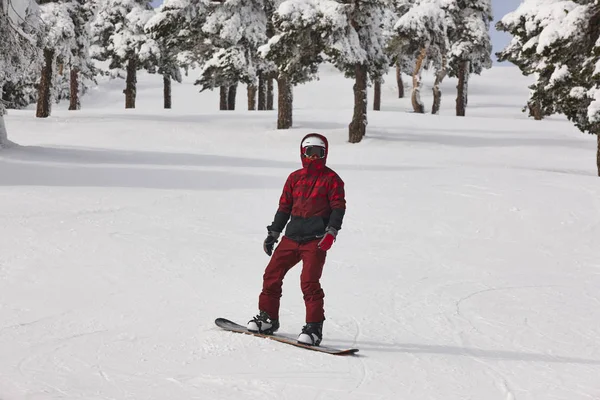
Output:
[258,236,327,323]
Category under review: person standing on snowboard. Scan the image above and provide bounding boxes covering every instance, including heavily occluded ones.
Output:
[247,133,346,346]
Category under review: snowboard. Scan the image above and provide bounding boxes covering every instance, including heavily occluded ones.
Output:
[215,318,359,356]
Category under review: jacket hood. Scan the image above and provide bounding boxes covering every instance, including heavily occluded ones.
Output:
[300,133,329,170]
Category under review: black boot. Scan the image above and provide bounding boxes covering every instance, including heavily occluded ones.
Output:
[297,321,323,346]
[247,310,280,334]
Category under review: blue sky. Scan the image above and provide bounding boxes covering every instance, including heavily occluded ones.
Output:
[150,0,522,59]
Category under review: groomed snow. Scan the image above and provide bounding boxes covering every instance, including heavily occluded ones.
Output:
[1,64,599,399]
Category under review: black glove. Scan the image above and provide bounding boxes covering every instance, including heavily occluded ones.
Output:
[263,231,280,256]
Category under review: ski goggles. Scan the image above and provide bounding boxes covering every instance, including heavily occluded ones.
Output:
[303,145,326,159]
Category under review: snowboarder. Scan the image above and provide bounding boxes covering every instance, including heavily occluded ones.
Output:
[247,133,346,346]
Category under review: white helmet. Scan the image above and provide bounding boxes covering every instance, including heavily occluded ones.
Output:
[301,136,326,148]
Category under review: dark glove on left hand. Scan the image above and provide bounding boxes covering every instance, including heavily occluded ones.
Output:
[263,231,280,256]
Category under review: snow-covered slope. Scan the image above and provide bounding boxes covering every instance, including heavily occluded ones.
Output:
[1,65,599,400]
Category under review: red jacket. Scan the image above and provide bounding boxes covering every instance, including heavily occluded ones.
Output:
[268,134,346,242]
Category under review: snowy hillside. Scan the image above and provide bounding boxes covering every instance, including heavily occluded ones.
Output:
[1,65,599,400]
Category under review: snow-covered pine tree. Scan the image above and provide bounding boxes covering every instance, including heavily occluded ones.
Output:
[66,0,97,110]
[447,0,492,116]
[1,0,42,112]
[2,77,39,109]
[91,0,159,109]
[259,0,336,128]
[372,4,399,110]
[394,0,453,114]
[387,0,416,99]
[497,0,600,175]
[36,0,77,118]
[258,0,276,111]
[495,0,559,120]
[145,0,211,109]
[338,0,390,141]
[196,0,269,111]
[1,0,41,145]
[261,0,389,137]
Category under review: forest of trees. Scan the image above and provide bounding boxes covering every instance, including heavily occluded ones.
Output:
[1,0,600,174]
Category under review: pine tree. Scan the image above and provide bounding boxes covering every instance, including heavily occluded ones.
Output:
[497,0,600,175]
[145,0,211,109]
[447,0,492,116]
[387,0,416,99]
[66,0,97,111]
[495,0,559,120]
[262,0,389,138]
[259,0,335,128]
[36,0,77,118]
[1,0,42,145]
[91,0,159,109]
[195,0,269,111]
[336,0,390,141]
[394,0,453,114]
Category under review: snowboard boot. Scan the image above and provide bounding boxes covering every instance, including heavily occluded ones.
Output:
[297,321,323,346]
[247,310,279,335]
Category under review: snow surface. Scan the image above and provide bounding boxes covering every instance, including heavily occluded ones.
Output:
[1,65,600,399]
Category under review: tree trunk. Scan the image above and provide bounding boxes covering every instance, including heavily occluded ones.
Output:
[257,73,266,110]
[349,63,368,143]
[597,134,600,177]
[227,83,237,110]
[163,74,172,109]
[267,74,274,110]
[411,47,427,114]
[373,78,381,111]
[124,57,137,109]
[432,54,447,115]
[36,47,54,118]
[276,74,293,129]
[69,68,80,111]
[220,86,228,110]
[528,100,543,120]
[0,89,8,147]
[247,83,257,110]
[456,60,469,117]
[0,114,8,148]
[396,63,404,98]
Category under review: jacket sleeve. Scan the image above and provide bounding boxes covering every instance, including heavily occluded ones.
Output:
[327,175,346,231]
[267,174,293,233]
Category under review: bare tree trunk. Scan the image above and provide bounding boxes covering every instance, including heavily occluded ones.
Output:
[247,83,257,110]
[373,78,381,111]
[220,86,228,110]
[597,134,600,177]
[277,74,293,129]
[456,60,469,117]
[36,48,54,118]
[69,68,80,111]
[411,47,427,114]
[257,73,266,110]
[396,63,404,98]
[267,74,274,110]
[432,54,447,115]
[349,63,368,143]
[163,74,172,109]
[124,57,137,109]
[228,83,237,110]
